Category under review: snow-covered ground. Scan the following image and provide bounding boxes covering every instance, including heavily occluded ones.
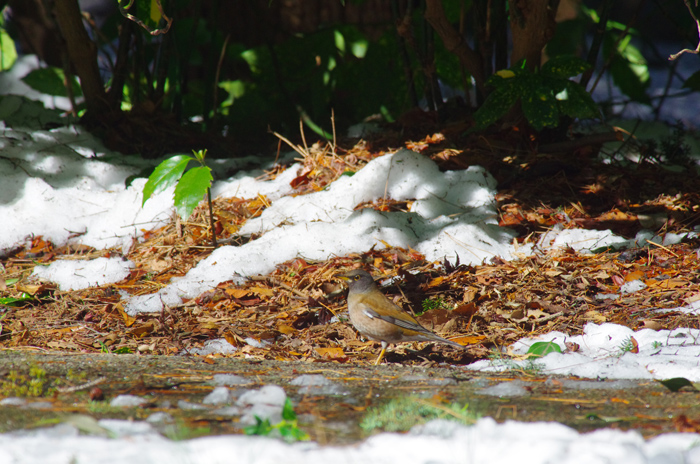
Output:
[2,56,700,462]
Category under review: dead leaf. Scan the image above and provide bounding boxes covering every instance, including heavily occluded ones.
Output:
[625,270,645,282]
[565,341,580,352]
[226,288,249,298]
[117,305,136,327]
[315,347,347,360]
[641,320,663,331]
[629,336,639,353]
[584,310,607,323]
[449,335,486,345]
[249,286,274,297]
[277,324,296,335]
[128,322,155,338]
[673,415,700,433]
[543,269,563,277]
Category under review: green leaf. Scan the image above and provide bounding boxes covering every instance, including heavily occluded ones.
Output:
[142,155,192,206]
[607,36,650,104]
[21,67,83,98]
[527,341,562,358]
[0,28,17,71]
[0,293,34,306]
[473,85,519,129]
[558,81,599,119]
[541,55,590,79]
[173,166,213,220]
[281,398,297,421]
[192,149,206,164]
[244,416,273,436]
[521,82,559,130]
[657,377,700,392]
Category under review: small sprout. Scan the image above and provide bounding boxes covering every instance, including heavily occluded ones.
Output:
[243,398,309,443]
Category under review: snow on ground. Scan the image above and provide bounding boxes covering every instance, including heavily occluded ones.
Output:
[470,322,700,381]
[1,417,699,464]
[3,67,700,461]
[124,147,526,314]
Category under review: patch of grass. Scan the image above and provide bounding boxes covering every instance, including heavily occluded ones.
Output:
[243,398,309,443]
[617,336,637,356]
[162,420,211,441]
[419,297,449,316]
[360,395,476,433]
[85,401,123,415]
[0,365,56,397]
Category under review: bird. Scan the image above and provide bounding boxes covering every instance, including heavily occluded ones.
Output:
[337,269,463,365]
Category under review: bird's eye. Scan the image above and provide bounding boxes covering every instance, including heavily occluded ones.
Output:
[354,275,360,281]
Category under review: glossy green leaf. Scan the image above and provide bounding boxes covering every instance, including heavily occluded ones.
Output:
[558,81,600,119]
[473,85,519,129]
[173,166,213,220]
[282,398,297,421]
[0,28,17,71]
[21,67,83,98]
[142,155,192,206]
[0,294,34,306]
[527,341,562,358]
[541,55,590,79]
[607,36,650,104]
[522,82,559,130]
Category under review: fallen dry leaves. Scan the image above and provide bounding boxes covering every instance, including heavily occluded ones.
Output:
[1,134,699,366]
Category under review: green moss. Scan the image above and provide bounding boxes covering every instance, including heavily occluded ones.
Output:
[360,396,476,433]
[0,365,56,397]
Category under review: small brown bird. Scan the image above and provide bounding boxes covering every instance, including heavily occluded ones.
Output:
[338,269,463,365]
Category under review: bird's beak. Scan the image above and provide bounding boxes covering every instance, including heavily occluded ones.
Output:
[336,273,351,282]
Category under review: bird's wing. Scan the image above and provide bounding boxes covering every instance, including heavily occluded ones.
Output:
[361,305,426,335]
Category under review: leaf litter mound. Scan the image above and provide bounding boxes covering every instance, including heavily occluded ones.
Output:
[2,130,699,367]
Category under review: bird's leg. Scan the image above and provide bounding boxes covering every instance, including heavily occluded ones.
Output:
[374,341,388,365]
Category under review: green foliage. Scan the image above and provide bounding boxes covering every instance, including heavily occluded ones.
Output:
[616,336,637,355]
[0,20,17,71]
[473,56,599,131]
[162,420,211,441]
[527,341,562,358]
[605,34,649,104]
[419,297,449,315]
[243,398,309,443]
[580,5,650,105]
[360,395,476,433]
[142,150,213,221]
[0,365,55,397]
[21,67,83,98]
[98,341,132,354]
[636,121,691,165]
[0,293,34,306]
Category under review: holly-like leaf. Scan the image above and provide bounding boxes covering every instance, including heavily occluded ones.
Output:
[472,85,519,129]
[558,81,600,119]
[173,165,213,220]
[521,82,559,130]
[142,154,192,206]
[541,55,590,79]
